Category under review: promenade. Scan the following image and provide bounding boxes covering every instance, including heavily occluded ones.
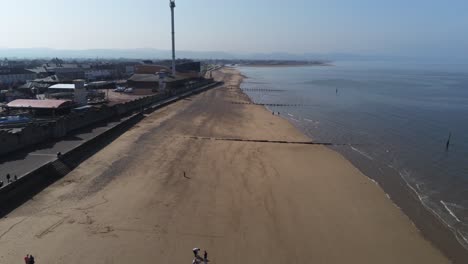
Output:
[0,119,122,185]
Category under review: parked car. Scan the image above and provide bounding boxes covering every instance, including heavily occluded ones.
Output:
[113,86,126,92]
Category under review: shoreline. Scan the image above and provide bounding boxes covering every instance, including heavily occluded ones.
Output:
[235,66,468,263]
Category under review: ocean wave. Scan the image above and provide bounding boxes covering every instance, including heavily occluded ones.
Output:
[350,146,374,160]
[399,170,429,203]
[399,170,468,250]
[441,200,462,223]
[456,232,468,250]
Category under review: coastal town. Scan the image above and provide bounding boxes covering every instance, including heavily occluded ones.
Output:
[1,0,467,263]
[0,58,205,104]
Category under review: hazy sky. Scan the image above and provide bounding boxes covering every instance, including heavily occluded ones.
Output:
[1,0,467,57]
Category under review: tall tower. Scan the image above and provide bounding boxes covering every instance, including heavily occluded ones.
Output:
[170,0,176,76]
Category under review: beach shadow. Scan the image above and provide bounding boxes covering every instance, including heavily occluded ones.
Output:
[0,113,144,218]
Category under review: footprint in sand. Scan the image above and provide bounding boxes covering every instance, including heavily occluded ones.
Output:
[88,225,116,237]
[77,214,94,225]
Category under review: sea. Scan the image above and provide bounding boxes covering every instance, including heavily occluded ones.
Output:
[238,61,468,249]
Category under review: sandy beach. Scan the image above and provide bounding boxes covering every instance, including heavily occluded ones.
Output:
[0,67,450,263]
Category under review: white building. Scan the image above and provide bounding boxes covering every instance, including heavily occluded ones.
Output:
[47,81,87,105]
[48,83,76,93]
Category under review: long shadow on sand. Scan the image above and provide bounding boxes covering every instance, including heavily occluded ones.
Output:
[0,114,144,218]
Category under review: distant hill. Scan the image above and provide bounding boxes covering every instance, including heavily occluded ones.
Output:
[0,48,235,60]
[0,48,451,62]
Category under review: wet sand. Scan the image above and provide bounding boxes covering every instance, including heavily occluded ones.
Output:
[0,68,450,263]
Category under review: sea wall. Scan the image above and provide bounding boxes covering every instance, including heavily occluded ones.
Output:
[0,112,145,217]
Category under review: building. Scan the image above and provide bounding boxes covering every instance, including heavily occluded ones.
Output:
[84,64,118,81]
[52,65,86,80]
[134,65,170,74]
[86,81,116,90]
[164,75,196,89]
[0,68,36,86]
[5,99,74,116]
[129,61,201,90]
[16,82,51,97]
[28,63,86,80]
[127,73,196,91]
[48,83,76,94]
[125,65,135,76]
[114,62,138,77]
[175,61,202,78]
[47,80,87,105]
[127,74,160,90]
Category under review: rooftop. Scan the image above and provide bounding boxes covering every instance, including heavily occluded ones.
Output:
[0,67,35,75]
[128,74,192,83]
[6,99,73,109]
[48,83,76,90]
[128,74,160,83]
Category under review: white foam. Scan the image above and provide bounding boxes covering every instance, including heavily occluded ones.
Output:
[367,177,379,186]
[440,201,462,223]
[290,118,300,122]
[398,171,468,241]
[350,146,374,160]
[304,118,314,122]
[287,113,294,117]
[399,170,427,203]
[456,231,468,248]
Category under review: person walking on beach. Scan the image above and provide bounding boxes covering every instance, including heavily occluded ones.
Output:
[203,250,208,263]
[28,255,35,264]
[24,254,29,264]
[6,173,11,183]
[193,248,200,258]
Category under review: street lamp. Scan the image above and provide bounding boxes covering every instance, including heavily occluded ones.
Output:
[170,0,176,76]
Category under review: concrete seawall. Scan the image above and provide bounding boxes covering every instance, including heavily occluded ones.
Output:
[0,81,222,217]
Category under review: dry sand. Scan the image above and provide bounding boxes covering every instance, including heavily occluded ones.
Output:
[0,68,450,263]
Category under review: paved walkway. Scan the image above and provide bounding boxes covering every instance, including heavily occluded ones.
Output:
[0,118,123,186]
